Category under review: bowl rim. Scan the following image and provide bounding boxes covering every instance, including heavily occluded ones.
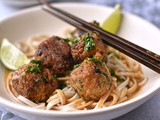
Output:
[0,2,160,117]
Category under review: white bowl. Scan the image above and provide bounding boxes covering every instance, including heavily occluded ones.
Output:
[0,3,160,120]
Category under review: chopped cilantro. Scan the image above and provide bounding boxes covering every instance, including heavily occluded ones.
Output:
[86,57,102,66]
[110,69,115,76]
[73,36,80,43]
[83,32,95,51]
[102,72,109,79]
[31,60,42,69]
[58,81,67,89]
[107,52,120,59]
[94,68,109,83]
[64,36,81,46]
[74,64,80,69]
[26,66,41,73]
[77,86,83,92]
[53,74,58,80]
[41,76,47,83]
[114,53,120,59]
[102,72,110,84]
[92,20,100,26]
[64,38,71,42]
[38,98,43,103]
[117,77,125,82]
[107,52,112,55]
[26,60,42,73]
[70,31,74,36]
[109,69,125,82]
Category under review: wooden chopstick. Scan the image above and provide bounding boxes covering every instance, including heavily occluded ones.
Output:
[40,0,160,73]
[42,1,160,63]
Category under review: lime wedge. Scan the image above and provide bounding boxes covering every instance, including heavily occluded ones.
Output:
[0,39,30,70]
[101,4,122,34]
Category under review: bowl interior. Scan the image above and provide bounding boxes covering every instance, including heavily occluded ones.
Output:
[0,3,160,114]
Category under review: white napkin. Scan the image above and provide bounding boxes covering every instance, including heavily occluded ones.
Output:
[0,106,25,120]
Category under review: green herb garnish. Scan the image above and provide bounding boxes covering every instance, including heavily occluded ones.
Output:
[53,74,58,80]
[92,20,100,26]
[73,36,81,43]
[117,77,125,82]
[107,52,120,59]
[77,86,84,92]
[86,57,102,66]
[38,98,43,103]
[110,69,115,76]
[26,66,41,73]
[41,76,48,83]
[83,32,95,51]
[102,72,109,79]
[74,64,80,69]
[102,72,110,84]
[64,36,81,46]
[58,81,67,89]
[64,38,71,42]
[31,60,42,69]
[114,53,120,59]
[26,60,42,73]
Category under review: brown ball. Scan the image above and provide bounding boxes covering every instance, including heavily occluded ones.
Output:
[70,60,112,101]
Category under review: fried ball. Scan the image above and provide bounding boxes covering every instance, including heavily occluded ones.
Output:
[35,36,72,75]
[71,31,107,63]
[70,59,112,101]
[11,62,58,103]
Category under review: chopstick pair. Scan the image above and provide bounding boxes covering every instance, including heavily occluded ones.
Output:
[40,0,160,73]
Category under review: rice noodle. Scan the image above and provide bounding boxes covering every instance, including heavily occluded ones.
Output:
[46,98,60,110]
[5,35,147,111]
[33,103,46,110]
[117,78,129,92]
[138,78,148,86]
[56,89,66,105]
[127,78,138,94]
[17,95,38,107]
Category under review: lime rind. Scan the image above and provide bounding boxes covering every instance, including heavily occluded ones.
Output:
[0,39,29,70]
[101,4,122,34]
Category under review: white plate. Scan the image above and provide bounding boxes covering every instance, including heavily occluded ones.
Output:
[0,3,160,120]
